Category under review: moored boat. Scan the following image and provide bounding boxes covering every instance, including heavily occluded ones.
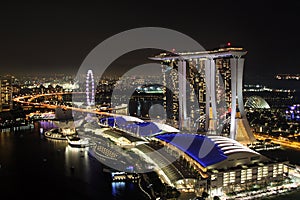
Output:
[67,135,89,147]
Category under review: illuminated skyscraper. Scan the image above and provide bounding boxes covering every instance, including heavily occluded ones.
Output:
[0,75,14,112]
[150,46,256,144]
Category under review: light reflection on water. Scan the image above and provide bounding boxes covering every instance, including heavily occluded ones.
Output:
[64,145,90,179]
[112,181,126,196]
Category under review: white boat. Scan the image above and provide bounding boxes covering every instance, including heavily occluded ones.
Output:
[67,135,89,148]
[44,128,67,140]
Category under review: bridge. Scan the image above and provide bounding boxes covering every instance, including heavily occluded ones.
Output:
[13,92,116,116]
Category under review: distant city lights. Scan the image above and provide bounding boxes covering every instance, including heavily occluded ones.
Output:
[286,104,300,121]
[243,84,295,93]
[276,74,300,80]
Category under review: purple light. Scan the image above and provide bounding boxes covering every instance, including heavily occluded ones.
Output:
[126,166,134,172]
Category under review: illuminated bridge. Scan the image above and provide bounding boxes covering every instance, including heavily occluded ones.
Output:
[13,92,117,116]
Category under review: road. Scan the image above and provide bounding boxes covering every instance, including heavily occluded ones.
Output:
[254,133,300,150]
[13,92,118,117]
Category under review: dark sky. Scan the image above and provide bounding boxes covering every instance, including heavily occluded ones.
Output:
[0,1,299,88]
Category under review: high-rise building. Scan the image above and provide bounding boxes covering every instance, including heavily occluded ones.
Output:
[150,46,256,144]
[160,55,206,131]
[0,75,14,112]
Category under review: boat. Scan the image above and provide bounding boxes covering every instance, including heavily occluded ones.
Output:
[44,128,67,140]
[67,135,89,147]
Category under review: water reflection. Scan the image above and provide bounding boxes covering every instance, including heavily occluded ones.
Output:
[0,122,147,199]
[112,181,126,196]
[64,145,90,178]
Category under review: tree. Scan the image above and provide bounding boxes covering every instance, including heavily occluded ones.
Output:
[213,196,220,200]
[201,191,209,199]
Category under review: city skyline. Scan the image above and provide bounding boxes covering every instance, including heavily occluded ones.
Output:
[1,2,300,199]
[3,46,299,199]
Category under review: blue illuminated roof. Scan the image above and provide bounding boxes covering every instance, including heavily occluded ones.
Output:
[99,117,161,136]
[155,133,227,167]
[126,122,161,136]
[99,116,128,127]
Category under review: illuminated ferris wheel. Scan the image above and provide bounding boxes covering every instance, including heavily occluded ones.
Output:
[86,69,95,106]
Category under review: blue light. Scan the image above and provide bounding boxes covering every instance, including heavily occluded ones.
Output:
[100,117,161,136]
[126,165,134,172]
[155,133,227,167]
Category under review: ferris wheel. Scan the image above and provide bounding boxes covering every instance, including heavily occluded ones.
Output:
[86,69,95,106]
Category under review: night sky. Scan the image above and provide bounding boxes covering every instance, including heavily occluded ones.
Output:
[0,1,299,89]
